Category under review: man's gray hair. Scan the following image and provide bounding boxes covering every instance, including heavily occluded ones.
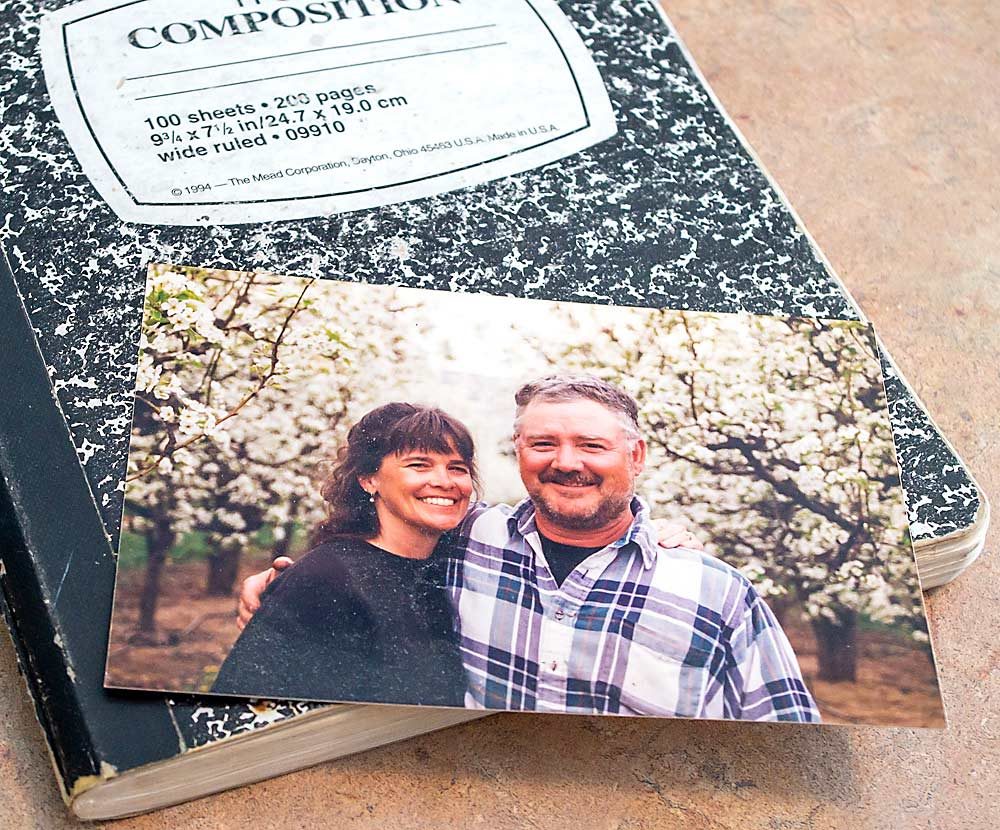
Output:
[513,374,642,441]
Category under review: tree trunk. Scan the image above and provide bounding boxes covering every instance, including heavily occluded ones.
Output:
[811,610,858,682]
[205,548,242,596]
[136,518,175,637]
[766,594,796,630]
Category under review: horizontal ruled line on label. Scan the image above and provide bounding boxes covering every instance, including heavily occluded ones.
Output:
[134,41,510,101]
[123,24,499,82]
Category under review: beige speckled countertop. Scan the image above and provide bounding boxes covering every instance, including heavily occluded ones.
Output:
[2,1,997,827]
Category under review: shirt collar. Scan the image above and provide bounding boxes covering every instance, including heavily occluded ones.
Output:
[507,495,659,569]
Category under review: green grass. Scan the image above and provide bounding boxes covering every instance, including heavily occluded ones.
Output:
[116,523,311,570]
[856,611,927,641]
[117,530,149,570]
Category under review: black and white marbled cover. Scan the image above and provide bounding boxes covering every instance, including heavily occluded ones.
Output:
[0,0,979,751]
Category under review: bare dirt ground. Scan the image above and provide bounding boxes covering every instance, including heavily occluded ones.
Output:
[106,555,274,694]
[784,617,946,728]
[106,559,946,727]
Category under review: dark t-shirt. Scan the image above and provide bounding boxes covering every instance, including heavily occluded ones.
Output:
[538,534,605,587]
[212,537,467,707]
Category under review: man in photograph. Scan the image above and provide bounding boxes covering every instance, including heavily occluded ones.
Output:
[240,375,819,721]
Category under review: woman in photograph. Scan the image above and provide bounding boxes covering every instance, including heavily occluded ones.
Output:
[211,402,475,706]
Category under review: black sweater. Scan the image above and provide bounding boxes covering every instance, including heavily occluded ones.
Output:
[212,538,467,707]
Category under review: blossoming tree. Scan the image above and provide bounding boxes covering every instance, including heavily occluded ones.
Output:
[124,266,406,640]
[539,308,924,682]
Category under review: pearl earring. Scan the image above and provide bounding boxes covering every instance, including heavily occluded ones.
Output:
[368,492,376,503]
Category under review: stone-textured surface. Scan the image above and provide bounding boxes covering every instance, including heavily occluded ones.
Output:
[1,0,997,827]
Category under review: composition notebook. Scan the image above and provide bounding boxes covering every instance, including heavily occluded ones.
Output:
[0,0,987,818]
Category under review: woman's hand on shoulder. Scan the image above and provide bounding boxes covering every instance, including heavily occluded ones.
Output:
[651,519,705,551]
[237,556,295,630]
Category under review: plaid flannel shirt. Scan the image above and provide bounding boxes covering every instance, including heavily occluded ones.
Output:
[446,498,819,721]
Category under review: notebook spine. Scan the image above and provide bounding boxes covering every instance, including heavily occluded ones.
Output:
[0,271,102,798]
[0,251,182,798]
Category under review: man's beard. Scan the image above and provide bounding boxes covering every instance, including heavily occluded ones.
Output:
[530,470,633,531]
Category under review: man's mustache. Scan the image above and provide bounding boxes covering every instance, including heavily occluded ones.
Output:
[539,470,601,487]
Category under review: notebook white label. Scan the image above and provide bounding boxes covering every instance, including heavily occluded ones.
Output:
[40,0,616,226]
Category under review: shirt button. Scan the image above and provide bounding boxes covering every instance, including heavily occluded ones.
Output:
[550,661,558,671]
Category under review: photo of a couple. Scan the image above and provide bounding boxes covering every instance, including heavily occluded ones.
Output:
[218,377,819,720]
[106,265,945,728]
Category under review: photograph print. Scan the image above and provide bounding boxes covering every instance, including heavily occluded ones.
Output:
[106,264,945,728]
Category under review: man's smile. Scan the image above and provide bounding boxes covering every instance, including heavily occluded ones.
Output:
[539,472,601,488]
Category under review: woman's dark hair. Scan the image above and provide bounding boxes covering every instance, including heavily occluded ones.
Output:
[312,402,479,544]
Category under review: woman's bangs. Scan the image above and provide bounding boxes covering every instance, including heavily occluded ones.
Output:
[386,410,474,463]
